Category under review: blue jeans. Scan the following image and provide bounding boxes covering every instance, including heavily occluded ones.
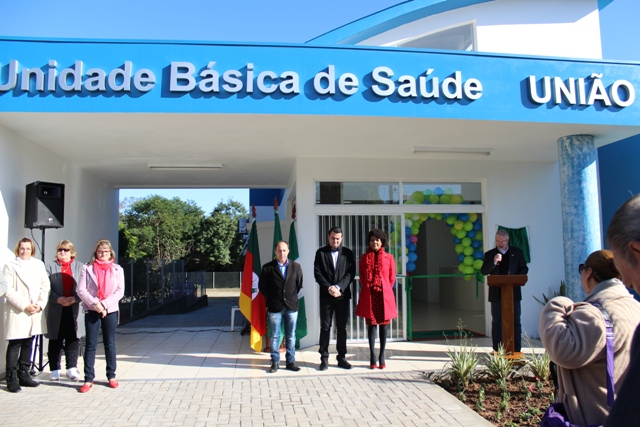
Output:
[84,311,118,382]
[268,308,298,364]
[491,299,522,352]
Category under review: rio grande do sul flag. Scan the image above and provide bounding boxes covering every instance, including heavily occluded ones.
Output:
[239,218,266,352]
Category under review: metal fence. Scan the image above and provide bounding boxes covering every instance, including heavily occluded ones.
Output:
[120,258,207,322]
[205,271,242,289]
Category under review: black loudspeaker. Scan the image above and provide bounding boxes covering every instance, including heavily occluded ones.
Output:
[24,181,65,229]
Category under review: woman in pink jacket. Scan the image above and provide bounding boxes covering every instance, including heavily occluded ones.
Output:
[356,229,397,369]
[77,239,125,393]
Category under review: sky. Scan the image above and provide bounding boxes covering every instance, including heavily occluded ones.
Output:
[0,0,402,212]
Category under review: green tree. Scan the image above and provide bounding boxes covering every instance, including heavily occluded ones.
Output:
[120,195,204,263]
[192,199,248,271]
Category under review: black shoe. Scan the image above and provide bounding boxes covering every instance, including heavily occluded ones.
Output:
[319,360,328,371]
[269,362,278,373]
[5,367,21,393]
[337,359,352,370]
[286,363,301,372]
[17,366,39,388]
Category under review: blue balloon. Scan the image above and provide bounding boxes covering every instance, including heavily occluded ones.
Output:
[473,222,482,230]
[458,213,469,222]
[434,187,444,195]
[423,200,431,204]
[390,223,394,232]
[473,250,484,260]
[408,243,417,252]
[453,237,462,244]
[442,214,450,219]
[406,262,417,273]
[406,226,411,235]
[471,240,482,249]
[466,230,476,238]
[445,221,453,227]
[408,252,418,262]
[457,254,465,262]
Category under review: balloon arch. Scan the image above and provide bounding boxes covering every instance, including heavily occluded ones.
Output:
[389,187,484,280]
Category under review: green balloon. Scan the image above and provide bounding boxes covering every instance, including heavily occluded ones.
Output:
[435,214,443,220]
[445,187,454,195]
[411,213,420,221]
[419,213,428,221]
[473,259,484,270]
[413,191,425,204]
[423,189,432,196]
[474,231,483,241]
[429,194,439,204]
[456,230,467,239]
[463,266,475,274]
[455,244,464,254]
[458,263,465,273]
[464,256,474,266]
[463,246,474,256]
[450,195,463,204]
[439,194,451,204]
[464,275,473,281]
[450,227,458,236]
[469,213,478,222]
[462,237,472,247]
[463,221,473,231]
[454,220,464,230]
[411,225,419,235]
[446,215,457,225]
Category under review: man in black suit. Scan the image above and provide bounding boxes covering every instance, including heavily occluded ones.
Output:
[481,229,528,352]
[314,227,356,370]
[259,241,304,373]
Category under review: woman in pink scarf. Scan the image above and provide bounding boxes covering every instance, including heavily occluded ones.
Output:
[77,239,125,393]
[356,229,398,369]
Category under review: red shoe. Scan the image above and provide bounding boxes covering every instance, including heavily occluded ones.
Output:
[370,365,377,369]
[379,364,386,369]
[79,382,93,393]
[109,379,119,389]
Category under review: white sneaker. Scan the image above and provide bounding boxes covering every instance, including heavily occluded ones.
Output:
[66,367,80,381]
[50,370,60,381]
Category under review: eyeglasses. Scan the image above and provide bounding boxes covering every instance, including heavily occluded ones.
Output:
[97,250,111,255]
[57,248,71,252]
[578,264,588,274]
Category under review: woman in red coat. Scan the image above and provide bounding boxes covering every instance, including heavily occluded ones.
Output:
[356,229,398,369]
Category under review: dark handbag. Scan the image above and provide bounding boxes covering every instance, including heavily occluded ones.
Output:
[541,302,614,427]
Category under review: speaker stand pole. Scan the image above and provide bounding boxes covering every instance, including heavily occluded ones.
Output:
[30,227,48,375]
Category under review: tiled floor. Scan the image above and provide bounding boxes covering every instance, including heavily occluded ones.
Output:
[1,296,546,426]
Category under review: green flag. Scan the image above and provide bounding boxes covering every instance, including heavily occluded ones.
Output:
[290,218,307,348]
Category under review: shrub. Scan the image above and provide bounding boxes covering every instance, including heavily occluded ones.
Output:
[441,320,480,391]
[483,344,516,383]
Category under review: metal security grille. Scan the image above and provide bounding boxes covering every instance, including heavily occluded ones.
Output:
[318,214,404,341]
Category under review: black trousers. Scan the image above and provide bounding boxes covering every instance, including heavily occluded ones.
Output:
[47,307,80,370]
[6,337,34,369]
[318,297,349,361]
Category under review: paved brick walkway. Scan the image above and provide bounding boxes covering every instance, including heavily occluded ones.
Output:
[0,372,488,426]
[0,296,497,426]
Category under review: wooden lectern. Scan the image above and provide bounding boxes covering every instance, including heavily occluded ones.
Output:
[487,275,528,355]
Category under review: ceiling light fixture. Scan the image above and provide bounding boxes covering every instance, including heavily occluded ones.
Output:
[148,164,223,171]
[412,146,491,156]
